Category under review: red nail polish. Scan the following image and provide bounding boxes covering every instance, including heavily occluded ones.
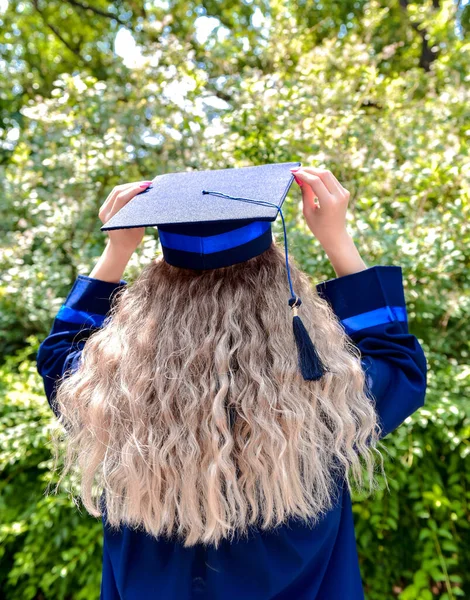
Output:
[293,175,303,187]
[139,182,152,188]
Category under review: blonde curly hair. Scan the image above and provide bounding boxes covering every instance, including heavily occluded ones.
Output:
[51,242,381,547]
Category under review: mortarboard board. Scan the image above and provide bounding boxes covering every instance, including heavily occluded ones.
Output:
[100,162,328,381]
[102,162,299,270]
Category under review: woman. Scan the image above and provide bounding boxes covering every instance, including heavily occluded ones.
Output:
[37,165,427,599]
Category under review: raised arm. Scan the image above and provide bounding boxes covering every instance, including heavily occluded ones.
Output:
[36,274,127,417]
[316,265,427,438]
[292,166,427,438]
[36,180,152,417]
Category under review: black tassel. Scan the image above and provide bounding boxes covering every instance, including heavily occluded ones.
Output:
[289,298,327,381]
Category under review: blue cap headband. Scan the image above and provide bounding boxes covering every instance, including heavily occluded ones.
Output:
[158,218,273,271]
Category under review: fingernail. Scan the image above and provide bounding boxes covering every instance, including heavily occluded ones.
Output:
[293,175,303,187]
[290,167,300,173]
[139,182,152,188]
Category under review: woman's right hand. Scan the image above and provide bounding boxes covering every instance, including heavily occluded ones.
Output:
[290,166,367,278]
[289,166,351,248]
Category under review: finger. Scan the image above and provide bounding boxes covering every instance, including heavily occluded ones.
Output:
[300,167,345,196]
[105,182,137,202]
[295,177,320,217]
[100,181,152,222]
[294,170,331,204]
[108,181,153,220]
[99,182,136,216]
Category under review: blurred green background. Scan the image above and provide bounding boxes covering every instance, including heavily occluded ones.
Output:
[0,1,469,598]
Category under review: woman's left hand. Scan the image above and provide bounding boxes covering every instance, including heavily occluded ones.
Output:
[99,181,153,255]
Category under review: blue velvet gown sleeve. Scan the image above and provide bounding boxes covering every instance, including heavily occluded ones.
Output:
[316,265,427,438]
[36,274,127,418]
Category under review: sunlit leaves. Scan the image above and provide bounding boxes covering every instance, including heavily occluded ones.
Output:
[1,0,469,598]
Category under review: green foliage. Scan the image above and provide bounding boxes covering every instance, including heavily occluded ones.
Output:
[0,346,103,600]
[0,0,469,598]
[352,361,470,600]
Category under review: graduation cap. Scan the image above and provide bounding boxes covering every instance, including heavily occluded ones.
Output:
[101,162,327,381]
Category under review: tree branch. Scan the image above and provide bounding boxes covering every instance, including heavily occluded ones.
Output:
[399,0,440,72]
[64,0,127,26]
[32,0,87,63]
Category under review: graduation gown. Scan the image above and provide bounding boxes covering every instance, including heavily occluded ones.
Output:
[36,265,427,600]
